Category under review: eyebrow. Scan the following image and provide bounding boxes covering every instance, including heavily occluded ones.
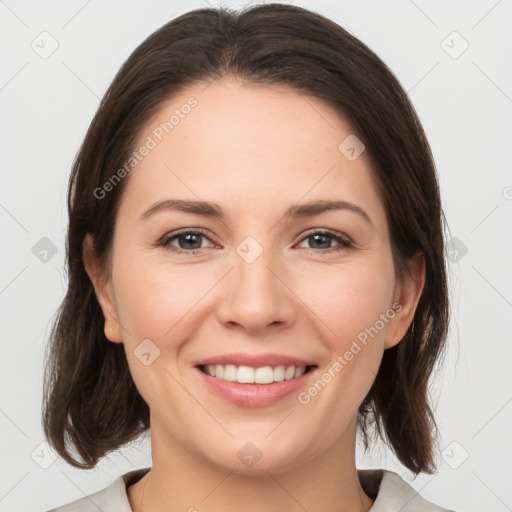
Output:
[140,198,373,227]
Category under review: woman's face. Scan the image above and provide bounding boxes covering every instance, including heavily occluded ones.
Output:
[86,78,422,474]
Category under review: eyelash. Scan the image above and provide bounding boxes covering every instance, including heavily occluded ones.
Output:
[158,228,352,255]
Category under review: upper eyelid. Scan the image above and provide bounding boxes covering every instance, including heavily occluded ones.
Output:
[298,227,351,242]
[161,228,217,245]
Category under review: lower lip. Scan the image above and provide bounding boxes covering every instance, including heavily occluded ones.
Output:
[196,367,316,408]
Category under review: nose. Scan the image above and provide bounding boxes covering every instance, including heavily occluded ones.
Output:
[215,240,297,334]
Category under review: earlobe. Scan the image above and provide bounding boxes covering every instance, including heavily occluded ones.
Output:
[385,251,425,349]
[82,234,123,343]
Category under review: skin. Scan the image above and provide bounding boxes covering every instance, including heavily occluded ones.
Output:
[83,77,424,512]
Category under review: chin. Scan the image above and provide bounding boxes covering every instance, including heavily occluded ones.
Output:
[201,436,311,476]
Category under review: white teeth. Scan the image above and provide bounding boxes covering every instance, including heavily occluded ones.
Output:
[294,366,306,378]
[203,364,308,384]
[284,366,295,380]
[223,364,237,382]
[273,365,285,382]
[254,366,274,384]
[237,365,255,383]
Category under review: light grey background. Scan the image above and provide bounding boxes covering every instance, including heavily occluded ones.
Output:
[1,1,511,511]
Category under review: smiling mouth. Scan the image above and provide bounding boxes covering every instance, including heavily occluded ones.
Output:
[197,364,317,384]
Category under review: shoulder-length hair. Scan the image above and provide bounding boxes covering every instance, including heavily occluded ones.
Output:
[42,2,449,475]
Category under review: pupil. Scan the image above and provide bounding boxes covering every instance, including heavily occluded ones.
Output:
[311,234,330,249]
[180,233,201,250]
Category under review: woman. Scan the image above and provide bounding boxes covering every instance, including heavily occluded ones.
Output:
[43,3,454,511]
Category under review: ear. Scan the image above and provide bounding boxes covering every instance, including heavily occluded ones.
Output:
[82,233,123,343]
[385,251,425,349]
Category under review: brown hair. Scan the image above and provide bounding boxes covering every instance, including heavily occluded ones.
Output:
[42,2,449,475]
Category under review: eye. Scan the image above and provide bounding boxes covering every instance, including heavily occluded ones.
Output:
[159,228,352,256]
[159,230,215,254]
[296,229,352,253]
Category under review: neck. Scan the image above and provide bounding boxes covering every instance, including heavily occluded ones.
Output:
[128,417,374,512]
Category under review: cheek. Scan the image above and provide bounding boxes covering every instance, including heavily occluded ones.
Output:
[111,254,212,408]
[114,261,209,343]
[292,261,395,424]
[294,258,395,345]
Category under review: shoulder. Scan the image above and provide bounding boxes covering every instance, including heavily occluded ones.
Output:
[44,468,150,512]
[358,469,458,512]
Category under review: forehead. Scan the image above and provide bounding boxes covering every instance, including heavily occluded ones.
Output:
[122,78,386,228]
[137,78,359,165]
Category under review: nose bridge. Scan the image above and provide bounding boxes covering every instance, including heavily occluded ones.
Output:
[216,234,296,331]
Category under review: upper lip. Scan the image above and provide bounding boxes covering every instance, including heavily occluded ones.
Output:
[194,352,317,368]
